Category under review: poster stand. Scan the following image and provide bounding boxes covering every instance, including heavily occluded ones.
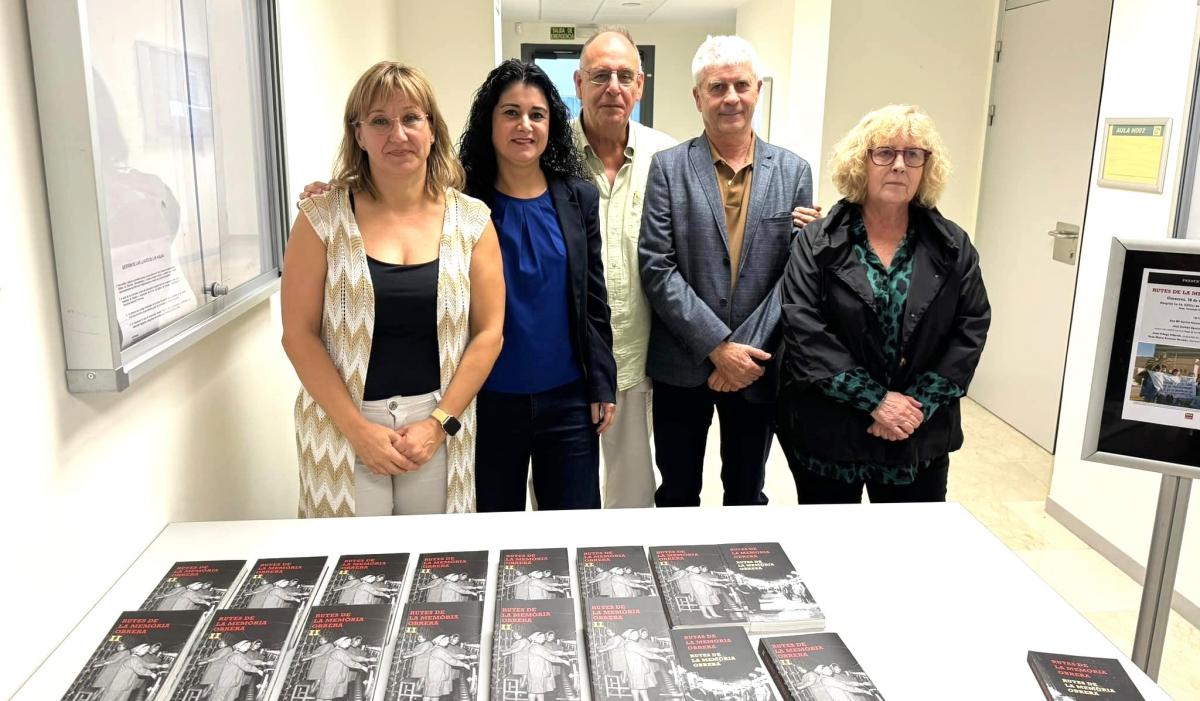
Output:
[1082,237,1200,678]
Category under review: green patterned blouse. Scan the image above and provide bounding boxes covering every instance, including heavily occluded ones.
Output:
[797,207,963,485]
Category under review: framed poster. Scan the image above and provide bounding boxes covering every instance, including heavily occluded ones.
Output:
[1083,238,1200,479]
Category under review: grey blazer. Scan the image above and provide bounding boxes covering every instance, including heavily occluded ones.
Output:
[638,133,813,403]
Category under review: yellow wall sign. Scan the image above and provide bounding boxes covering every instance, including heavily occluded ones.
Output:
[1098,118,1171,193]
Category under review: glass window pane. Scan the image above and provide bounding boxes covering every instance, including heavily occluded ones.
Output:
[87,0,206,348]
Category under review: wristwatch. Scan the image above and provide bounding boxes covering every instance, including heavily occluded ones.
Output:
[430,408,462,437]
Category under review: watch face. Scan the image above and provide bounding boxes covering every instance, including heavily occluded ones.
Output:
[443,416,462,436]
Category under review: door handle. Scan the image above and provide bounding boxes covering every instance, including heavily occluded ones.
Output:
[1047,221,1081,239]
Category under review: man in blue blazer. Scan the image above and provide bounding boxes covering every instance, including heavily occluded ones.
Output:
[638,35,813,507]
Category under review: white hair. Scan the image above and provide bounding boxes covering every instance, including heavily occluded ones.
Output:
[691,35,764,86]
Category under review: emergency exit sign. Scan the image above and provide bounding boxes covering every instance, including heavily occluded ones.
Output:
[550,26,575,40]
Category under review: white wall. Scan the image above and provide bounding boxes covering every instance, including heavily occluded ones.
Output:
[818,0,997,226]
[501,20,736,142]
[279,1,497,192]
[0,1,415,696]
[1050,0,1200,610]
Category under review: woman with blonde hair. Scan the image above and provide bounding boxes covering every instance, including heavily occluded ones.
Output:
[777,104,990,503]
[283,62,505,517]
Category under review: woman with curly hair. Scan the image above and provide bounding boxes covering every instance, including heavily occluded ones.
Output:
[459,59,617,511]
[776,104,990,503]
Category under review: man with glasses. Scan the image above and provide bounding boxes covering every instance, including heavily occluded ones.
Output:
[569,28,676,508]
[638,36,814,507]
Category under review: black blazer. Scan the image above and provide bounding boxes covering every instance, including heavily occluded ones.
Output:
[547,175,617,404]
[776,200,991,464]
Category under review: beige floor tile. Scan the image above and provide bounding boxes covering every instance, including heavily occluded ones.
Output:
[1018,549,1146,612]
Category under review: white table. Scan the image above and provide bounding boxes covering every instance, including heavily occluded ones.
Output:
[13,503,1169,700]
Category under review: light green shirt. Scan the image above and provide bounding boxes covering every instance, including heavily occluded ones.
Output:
[572,117,677,391]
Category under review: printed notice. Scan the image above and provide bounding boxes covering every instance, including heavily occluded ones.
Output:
[113,239,198,348]
[1121,269,1200,428]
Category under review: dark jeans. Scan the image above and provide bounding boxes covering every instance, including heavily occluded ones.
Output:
[789,454,950,504]
[475,379,600,511]
[652,380,774,507]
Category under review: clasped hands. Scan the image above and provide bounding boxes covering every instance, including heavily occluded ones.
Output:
[707,341,771,392]
[868,391,924,442]
[351,418,445,476]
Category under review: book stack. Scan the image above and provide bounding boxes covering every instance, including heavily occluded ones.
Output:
[1028,651,1146,700]
[672,627,774,701]
[491,548,582,701]
[759,632,885,701]
[166,555,331,700]
[273,552,410,701]
[578,546,682,701]
[649,543,824,633]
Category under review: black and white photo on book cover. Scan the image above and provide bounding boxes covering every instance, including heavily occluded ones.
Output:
[274,604,392,701]
[498,549,571,601]
[492,599,581,701]
[228,557,328,609]
[583,598,681,701]
[320,553,409,606]
[140,560,246,613]
[167,607,297,701]
[409,552,488,604]
[670,628,773,701]
[61,609,203,701]
[387,601,483,701]
[1027,651,1145,701]
[578,547,657,599]
[718,544,822,626]
[760,633,883,700]
[650,546,739,626]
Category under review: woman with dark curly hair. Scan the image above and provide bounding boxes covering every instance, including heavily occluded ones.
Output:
[459,59,617,511]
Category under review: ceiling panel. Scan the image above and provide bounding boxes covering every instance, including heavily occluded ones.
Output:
[500,0,742,24]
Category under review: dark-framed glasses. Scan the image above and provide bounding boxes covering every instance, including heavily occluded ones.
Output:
[355,113,430,134]
[869,146,931,167]
[586,69,639,87]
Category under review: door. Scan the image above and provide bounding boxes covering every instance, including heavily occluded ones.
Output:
[969,0,1112,451]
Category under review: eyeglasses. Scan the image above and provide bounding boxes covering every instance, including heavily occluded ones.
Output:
[869,146,931,167]
[355,113,430,134]
[586,69,639,87]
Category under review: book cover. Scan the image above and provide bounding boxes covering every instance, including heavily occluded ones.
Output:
[60,609,203,701]
[273,604,392,701]
[670,627,773,701]
[718,544,823,629]
[319,553,409,606]
[1028,651,1146,701]
[387,601,484,701]
[492,598,581,701]
[583,598,680,701]
[410,551,488,603]
[139,560,246,613]
[577,546,657,599]
[228,556,328,610]
[759,633,884,700]
[498,548,571,601]
[167,607,298,701]
[649,545,740,628]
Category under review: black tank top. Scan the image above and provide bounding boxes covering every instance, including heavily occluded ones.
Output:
[352,192,441,400]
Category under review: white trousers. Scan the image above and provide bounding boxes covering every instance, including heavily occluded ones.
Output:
[354,391,447,516]
[600,377,656,508]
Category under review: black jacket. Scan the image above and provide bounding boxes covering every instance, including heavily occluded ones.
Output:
[547,175,618,404]
[776,200,991,464]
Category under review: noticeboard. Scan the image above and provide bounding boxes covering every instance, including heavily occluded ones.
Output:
[1083,238,1200,479]
[1097,118,1172,193]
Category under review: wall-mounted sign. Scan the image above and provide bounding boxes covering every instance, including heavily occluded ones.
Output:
[1098,118,1172,193]
[550,26,575,40]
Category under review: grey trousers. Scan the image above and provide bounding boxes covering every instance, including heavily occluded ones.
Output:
[354,391,447,516]
[600,377,656,508]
